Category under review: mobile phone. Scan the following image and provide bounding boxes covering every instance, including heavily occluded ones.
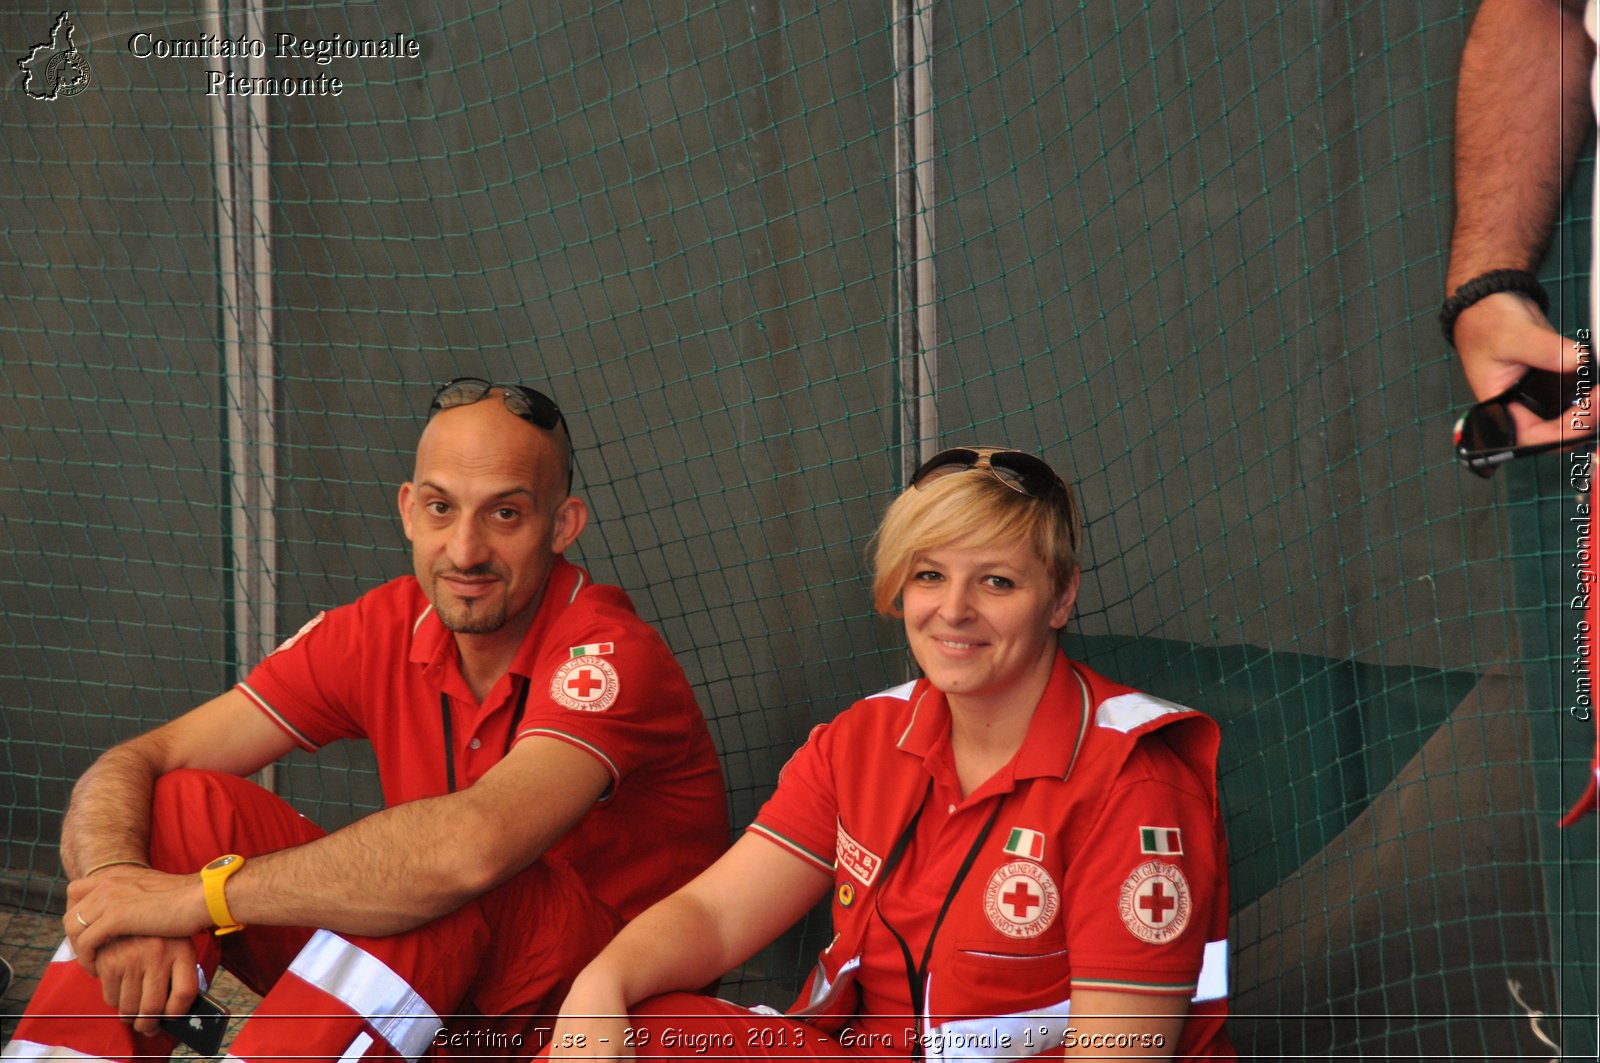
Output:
[0,953,13,998]
[158,989,230,1057]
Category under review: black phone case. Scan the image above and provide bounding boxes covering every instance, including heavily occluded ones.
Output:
[158,991,230,1057]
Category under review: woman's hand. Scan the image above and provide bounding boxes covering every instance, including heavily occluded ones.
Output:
[548,974,634,1060]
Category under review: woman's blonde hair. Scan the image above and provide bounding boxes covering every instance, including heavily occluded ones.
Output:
[870,463,1082,618]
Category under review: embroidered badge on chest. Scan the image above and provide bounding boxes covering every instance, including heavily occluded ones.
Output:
[550,656,620,712]
[1118,859,1191,944]
[835,822,883,886]
[983,860,1061,938]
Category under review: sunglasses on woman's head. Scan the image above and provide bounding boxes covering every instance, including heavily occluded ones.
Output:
[910,446,1077,547]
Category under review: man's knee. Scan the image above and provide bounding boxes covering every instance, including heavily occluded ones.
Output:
[146,769,321,872]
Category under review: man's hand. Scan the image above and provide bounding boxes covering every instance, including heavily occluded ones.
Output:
[1451,291,1584,450]
[83,934,201,1036]
[66,865,211,970]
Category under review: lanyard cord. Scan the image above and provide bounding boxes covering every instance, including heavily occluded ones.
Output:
[873,787,1005,1059]
[439,675,533,794]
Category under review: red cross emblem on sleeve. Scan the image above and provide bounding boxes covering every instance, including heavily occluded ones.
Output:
[550,655,620,712]
[1118,860,1192,944]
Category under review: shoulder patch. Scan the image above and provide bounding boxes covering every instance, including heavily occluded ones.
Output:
[270,612,326,656]
[1095,692,1191,733]
[550,655,620,712]
[1118,859,1191,943]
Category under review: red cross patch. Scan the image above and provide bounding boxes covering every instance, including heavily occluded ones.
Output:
[1117,859,1192,944]
[550,655,620,712]
[982,860,1060,939]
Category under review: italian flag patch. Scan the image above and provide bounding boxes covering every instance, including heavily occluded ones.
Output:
[569,642,615,658]
[1003,827,1045,861]
[1140,826,1183,855]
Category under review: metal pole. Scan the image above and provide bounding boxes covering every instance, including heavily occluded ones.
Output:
[895,0,938,486]
[210,0,276,789]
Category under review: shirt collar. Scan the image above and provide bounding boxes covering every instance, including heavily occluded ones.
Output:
[896,651,1091,783]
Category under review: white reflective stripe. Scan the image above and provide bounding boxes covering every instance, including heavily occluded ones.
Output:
[922,937,1229,1059]
[0,1041,112,1061]
[337,1032,375,1063]
[924,994,1073,1061]
[789,955,861,1016]
[1192,937,1229,1002]
[1094,692,1191,733]
[286,929,439,1061]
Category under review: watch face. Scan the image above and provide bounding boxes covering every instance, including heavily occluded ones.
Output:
[205,855,239,872]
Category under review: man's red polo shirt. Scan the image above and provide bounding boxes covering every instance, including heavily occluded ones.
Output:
[238,558,727,920]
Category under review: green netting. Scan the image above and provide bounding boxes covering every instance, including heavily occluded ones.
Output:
[2,1,1596,1057]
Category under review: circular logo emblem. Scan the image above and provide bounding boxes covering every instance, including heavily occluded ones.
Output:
[983,860,1060,938]
[550,656,620,712]
[47,50,91,97]
[1118,860,1191,944]
[837,882,855,908]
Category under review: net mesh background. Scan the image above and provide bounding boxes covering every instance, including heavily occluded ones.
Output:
[2,2,1596,1058]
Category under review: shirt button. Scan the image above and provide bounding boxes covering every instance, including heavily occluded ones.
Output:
[947,803,957,814]
[469,738,482,750]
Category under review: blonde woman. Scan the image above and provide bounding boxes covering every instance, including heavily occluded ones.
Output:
[551,447,1232,1061]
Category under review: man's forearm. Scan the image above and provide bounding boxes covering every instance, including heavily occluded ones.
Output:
[222,790,542,936]
[1447,0,1592,289]
[60,740,164,879]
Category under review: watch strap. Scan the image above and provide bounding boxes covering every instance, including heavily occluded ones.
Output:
[201,854,246,935]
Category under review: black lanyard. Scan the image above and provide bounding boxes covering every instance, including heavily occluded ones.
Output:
[872,784,1004,1059]
[439,675,532,793]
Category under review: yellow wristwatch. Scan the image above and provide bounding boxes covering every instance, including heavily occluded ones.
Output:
[201,854,246,935]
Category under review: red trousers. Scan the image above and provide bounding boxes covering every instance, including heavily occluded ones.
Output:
[5,770,618,1062]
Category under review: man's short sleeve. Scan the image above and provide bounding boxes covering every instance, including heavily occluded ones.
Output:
[236,605,368,751]
[745,722,839,874]
[1062,741,1222,997]
[509,622,706,795]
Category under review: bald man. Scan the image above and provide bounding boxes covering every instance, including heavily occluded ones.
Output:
[5,379,728,1062]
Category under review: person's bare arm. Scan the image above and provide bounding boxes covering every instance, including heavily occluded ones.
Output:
[550,833,833,1059]
[1446,0,1593,446]
[68,731,610,959]
[60,688,295,879]
[58,688,295,1030]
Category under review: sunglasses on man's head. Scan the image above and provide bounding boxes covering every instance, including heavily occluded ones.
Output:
[429,376,573,488]
[1453,367,1595,478]
[429,376,568,433]
[910,446,1078,546]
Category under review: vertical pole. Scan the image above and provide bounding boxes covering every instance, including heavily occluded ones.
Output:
[895,0,938,486]
[210,0,276,789]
